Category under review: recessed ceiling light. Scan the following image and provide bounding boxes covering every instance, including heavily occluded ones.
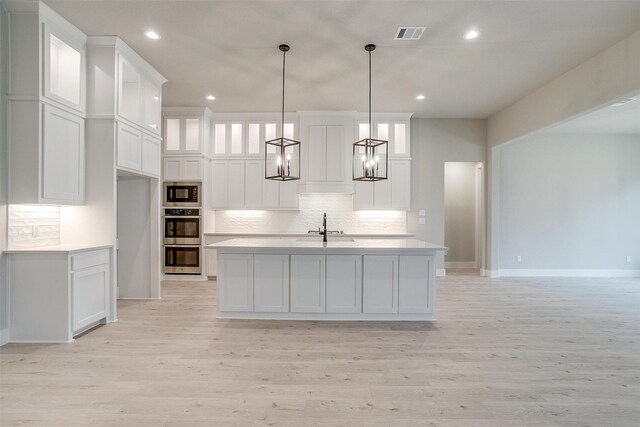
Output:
[145,30,160,40]
[416,95,425,100]
[206,95,216,100]
[464,30,479,40]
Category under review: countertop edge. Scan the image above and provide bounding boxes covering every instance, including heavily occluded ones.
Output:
[4,244,114,254]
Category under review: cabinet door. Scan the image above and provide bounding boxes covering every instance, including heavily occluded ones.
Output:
[254,255,289,313]
[262,177,280,209]
[353,182,373,210]
[141,134,161,177]
[163,158,182,181]
[142,78,161,134]
[326,255,362,313]
[227,160,245,208]
[164,117,182,153]
[244,160,263,208]
[118,57,141,123]
[325,125,345,181]
[72,264,109,332]
[43,26,85,113]
[290,255,325,313]
[363,255,398,313]
[205,248,218,277]
[218,254,253,312]
[373,179,391,209]
[308,125,326,181]
[116,122,142,171]
[42,104,85,203]
[182,158,202,180]
[279,181,298,209]
[391,159,410,210]
[399,255,434,314]
[210,161,228,208]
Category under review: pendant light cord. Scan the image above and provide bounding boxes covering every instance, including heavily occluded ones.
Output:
[368,49,372,144]
[281,49,286,138]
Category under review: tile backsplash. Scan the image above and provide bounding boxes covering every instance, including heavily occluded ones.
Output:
[8,205,60,248]
[214,193,406,234]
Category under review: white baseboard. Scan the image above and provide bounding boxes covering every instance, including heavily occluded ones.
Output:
[499,269,640,278]
[162,274,208,282]
[436,269,446,277]
[0,328,9,347]
[445,261,477,269]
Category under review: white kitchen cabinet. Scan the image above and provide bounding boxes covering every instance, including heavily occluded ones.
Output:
[8,3,86,114]
[164,116,203,154]
[290,255,326,313]
[8,247,113,343]
[210,159,298,210]
[307,125,346,182]
[353,160,411,211]
[141,134,161,177]
[254,255,290,313]
[218,254,253,312]
[227,161,246,208]
[9,102,85,205]
[72,263,109,332]
[212,122,245,156]
[164,157,203,181]
[398,255,435,314]
[244,160,263,208]
[117,121,142,171]
[326,255,362,313]
[391,159,411,210]
[363,255,398,313]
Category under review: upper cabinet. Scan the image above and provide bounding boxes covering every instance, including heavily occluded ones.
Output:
[86,37,166,178]
[297,112,353,194]
[8,2,86,115]
[163,107,212,156]
[86,37,166,135]
[6,2,87,204]
[211,120,295,157]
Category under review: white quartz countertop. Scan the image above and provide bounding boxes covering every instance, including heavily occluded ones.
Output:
[208,238,446,253]
[204,232,415,238]
[4,244,113,254]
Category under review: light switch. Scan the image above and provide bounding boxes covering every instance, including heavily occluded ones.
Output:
[419,210,426,216]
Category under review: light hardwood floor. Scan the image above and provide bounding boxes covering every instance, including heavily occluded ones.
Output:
[1,274,639,426]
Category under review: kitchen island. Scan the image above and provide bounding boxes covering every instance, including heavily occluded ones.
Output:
[207,239,447,321]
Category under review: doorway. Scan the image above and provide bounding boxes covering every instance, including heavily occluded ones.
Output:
[444,162,484,275]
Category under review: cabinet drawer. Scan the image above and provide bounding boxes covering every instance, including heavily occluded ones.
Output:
[71,249,110,271]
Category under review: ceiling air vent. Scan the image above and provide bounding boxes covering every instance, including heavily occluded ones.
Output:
[395,27,425,40]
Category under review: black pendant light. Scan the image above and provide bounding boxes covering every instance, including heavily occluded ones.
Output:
[353,44,388,182]
[265,44,300,181]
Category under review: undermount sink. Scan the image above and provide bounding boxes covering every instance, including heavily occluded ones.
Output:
[295,238,355,242]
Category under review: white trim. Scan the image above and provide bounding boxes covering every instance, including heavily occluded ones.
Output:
[499,269,640,278]
[218,312,435,321]
[436,268,446,277]
[0,328,9,346]
[162,274,208,282]
[9,338,74,344]
[445,261,477,269]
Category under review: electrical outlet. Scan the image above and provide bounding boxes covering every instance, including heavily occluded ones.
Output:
[517,255,522,262]
[419,210,426,216]
[32,225,39,238]
[627,256,632,263]
[418,218,426,225]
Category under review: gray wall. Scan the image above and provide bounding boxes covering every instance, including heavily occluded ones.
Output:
[408,118,487,271]
[500,133,640,270]
[0,2,9,341]
[444,162,478,265]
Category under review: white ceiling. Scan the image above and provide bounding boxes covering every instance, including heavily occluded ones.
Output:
[545,96,640,134]
[45,0,640,118]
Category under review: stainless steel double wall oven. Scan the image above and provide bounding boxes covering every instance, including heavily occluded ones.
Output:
[163,182,202,274]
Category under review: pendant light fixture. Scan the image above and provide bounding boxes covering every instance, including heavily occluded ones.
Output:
[265,44,300,181]
[353,44,388,182]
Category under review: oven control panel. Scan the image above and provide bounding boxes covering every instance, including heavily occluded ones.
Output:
[164,208,200,217]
